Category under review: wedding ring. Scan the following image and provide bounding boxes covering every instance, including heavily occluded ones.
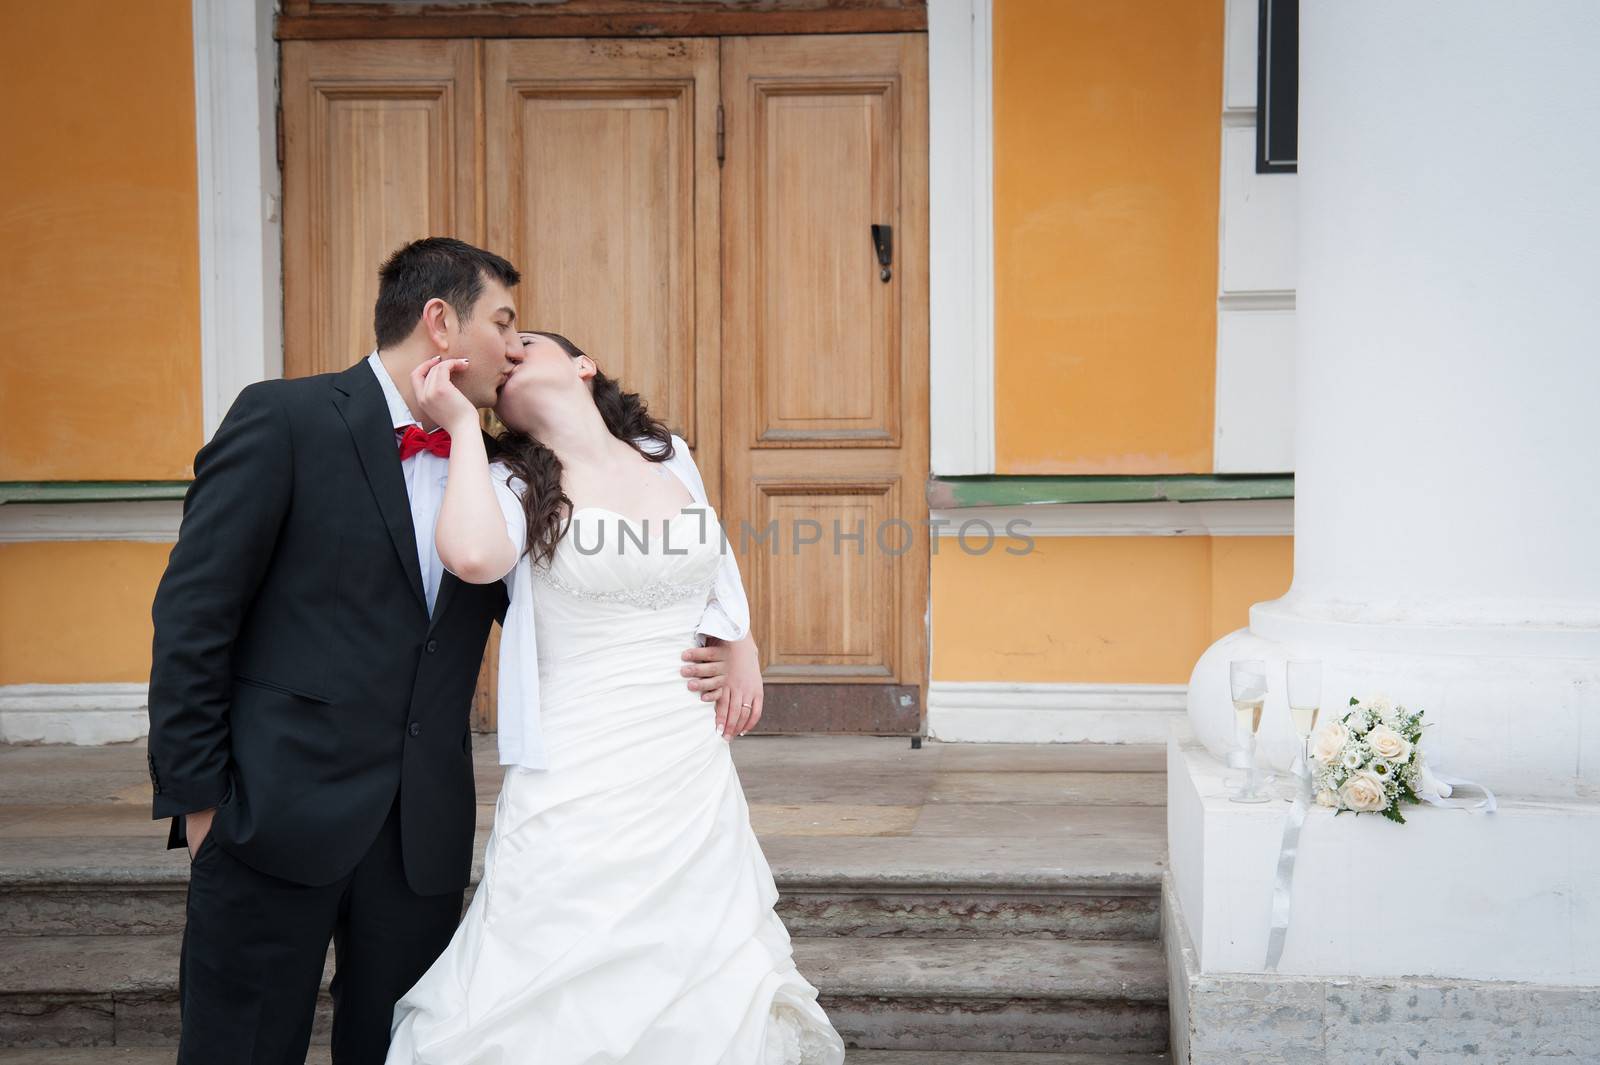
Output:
[740,702,753,709]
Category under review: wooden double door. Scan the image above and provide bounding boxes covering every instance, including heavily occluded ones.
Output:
[282,35,928,733]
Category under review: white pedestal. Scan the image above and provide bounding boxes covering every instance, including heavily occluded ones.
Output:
[1167,724,1600,984]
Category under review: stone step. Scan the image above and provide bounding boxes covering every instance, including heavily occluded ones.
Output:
[0,933,332,1048]
[844,1049,1171,1055]
[0,835,1162,941]
[1,934,1165,1052]
[780,883,1157,941]
[0,1052,335,1064]
[0,1052,328,1065]
[0,881,1158,943]
[0,1052,1169,1065]
[795,937,1168,1054]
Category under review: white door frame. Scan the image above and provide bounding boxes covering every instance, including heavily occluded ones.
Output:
[193,0,994,472]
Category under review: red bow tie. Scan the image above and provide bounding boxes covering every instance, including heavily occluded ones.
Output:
[397,425,452,461]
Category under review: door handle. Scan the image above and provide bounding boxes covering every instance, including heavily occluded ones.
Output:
[871,224,893,283]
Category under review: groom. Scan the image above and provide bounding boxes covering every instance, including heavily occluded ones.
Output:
[148,237,732,1064]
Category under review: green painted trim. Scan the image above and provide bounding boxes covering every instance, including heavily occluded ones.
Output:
[2,475,1294,509]
[927,474,1294,509]
[0,482,191,505]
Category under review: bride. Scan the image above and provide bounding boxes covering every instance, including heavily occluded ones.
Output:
[384,332,845,1064]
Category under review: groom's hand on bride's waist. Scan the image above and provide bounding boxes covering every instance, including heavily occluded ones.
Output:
[684,637,764,739]
[680,642,731,704]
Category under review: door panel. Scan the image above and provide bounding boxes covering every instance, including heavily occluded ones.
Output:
[282,40,478,378]
[750,481,899,678]
[485,39,721,467]
[721,35,928,723]
[756,79,898,445]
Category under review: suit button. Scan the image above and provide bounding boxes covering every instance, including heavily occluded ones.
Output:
[425,639,439,654]
[408,722,421,737]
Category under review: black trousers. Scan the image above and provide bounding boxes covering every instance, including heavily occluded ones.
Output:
[176,792,464,1065]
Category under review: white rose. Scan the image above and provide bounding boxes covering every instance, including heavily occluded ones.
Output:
[1315,789,1339,808]
[1339,770,1389,813]
[1366,724,1412,765]
[1368,696,1397,723]
[1311,721,1349,764]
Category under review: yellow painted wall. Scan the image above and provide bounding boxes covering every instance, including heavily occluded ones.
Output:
[992,0,1224,474]
[932,534,1293,683]
[0,1,202,481]
[0,542,172,685]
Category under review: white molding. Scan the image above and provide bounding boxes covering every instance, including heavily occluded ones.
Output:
[192,0,283,441]
[1214,309,1296,473]
[928,0,996,476]
[0,502,182,543]
[1214,0,1297,478]
[0,684,149,745]
[1218,290,1294,311]
[1219,126,1298,295]
[930,499,1294,538]
[1223,0,1260,112]
[927,681,1186,744]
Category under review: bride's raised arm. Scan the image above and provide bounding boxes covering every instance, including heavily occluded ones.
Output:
[411,356,521,584]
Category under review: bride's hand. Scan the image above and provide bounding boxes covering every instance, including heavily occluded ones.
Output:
[410,356,479,434]
[716,637,763,739]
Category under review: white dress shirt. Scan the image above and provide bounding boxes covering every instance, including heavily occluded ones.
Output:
[487,432,751,770]
[366,352,450,615]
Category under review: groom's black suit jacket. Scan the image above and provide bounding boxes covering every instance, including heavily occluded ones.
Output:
[148,359,508,895]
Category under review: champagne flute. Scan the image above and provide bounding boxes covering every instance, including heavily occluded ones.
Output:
[1228,659,1270,803]
[1286,659,1323,781]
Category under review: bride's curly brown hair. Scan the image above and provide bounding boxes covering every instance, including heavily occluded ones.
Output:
[494,331,676,568]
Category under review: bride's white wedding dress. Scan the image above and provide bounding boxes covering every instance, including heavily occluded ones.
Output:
[386,498,845,1064]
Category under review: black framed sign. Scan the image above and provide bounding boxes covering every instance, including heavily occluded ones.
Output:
[1257,0,1298,173]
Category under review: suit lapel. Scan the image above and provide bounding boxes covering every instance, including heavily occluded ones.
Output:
[332,363,428,613]
[428,572,460,632]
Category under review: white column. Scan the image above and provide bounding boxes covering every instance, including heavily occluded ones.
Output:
[193,0,283,439]
[1188,0,1600,794]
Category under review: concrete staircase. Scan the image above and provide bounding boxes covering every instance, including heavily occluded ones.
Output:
[773,846,1168,1057]
[0,737,1170,1062]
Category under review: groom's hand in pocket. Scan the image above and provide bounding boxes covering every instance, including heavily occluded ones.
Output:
[185,807,217,861]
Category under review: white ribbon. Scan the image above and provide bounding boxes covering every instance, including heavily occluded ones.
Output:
[1417,766,1498,813]
[1264,751,1311,971]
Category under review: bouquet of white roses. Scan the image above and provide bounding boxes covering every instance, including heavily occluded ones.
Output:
[1308,696,1427,823]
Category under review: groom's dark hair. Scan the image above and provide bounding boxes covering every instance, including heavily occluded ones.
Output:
[373,237,521,348]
